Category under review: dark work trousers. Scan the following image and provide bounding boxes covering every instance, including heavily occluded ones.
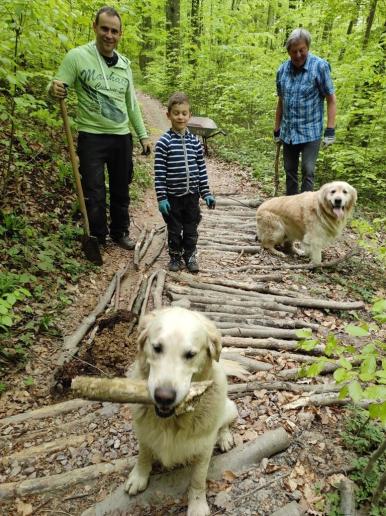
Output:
[283,140,321,195]
[77,132,133,241]
[162,194,201,258]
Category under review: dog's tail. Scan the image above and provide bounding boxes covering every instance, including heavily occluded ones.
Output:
[220,358,250,380]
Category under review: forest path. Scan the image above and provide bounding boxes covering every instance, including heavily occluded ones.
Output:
[0,93,367,516]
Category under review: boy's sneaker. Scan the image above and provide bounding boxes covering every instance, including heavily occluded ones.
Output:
[168,256,182,272]
[185,254,199,273]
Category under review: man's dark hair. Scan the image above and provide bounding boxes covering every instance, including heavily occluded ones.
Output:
[95,6,122,28]
[167,92,190,112]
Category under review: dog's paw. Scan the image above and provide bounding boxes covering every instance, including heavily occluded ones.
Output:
[217,427,234,452]
[124,468,149,495]
[187,497,210,516]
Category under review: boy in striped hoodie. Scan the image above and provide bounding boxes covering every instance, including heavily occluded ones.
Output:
[154,92,215,272]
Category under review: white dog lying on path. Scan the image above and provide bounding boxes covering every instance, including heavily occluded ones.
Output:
[125,307,240,516]
[256,181,357,265]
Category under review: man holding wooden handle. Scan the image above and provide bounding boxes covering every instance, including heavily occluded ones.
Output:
[49,6,151,250]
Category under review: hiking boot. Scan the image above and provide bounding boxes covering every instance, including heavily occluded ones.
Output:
[185,254,199,273]
[112,234,135,250]
[168,255,182,272]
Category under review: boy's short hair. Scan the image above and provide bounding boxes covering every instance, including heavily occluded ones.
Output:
[167,92,190,112]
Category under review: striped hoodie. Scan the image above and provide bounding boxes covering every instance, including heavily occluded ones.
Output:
[154,129,212,201]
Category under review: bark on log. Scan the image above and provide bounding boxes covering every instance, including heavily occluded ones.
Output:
[339,478,356,516]
[166,285,297,313]
[175,272,289,294]
[222,353,273,372]
[81,427,290,516]
[221,337,325,354]
[168,273,298,300]
[228,381,341,395]
[139,227,156,261]
[57,273,118,366]
[282,393,371,410]
[0,399,97,427]
[0,457,136,500]
[140,270,160,322]
[271,501,303,516]
[276,362,338,380]
[206,314,318,330]
[199,243,262,254]
[143,227,167,270]
[220,327,304,340]
[134,226,147,270]
[214,197,262,207]
[188,302,290,318]
[222,346,320,363]
[153,269,166,309]
[127,273,144,312]
[131,275,149,316]
[71,376,213,415]
[1,434,87,464]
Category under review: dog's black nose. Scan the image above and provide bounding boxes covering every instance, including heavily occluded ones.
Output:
[334,198,342,207]
[154,387,176,407]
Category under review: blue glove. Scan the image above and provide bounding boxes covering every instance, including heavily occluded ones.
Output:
[273,129,281,144]
[205,195,216,209]
[158,199,171,216]
[322,128,335,148]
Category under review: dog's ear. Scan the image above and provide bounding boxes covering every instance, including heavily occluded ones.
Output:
[137,311,158,350]
[201,314,222,362]
[347,184,357,209]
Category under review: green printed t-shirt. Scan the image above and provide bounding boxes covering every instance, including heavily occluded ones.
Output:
[54,42,147,138]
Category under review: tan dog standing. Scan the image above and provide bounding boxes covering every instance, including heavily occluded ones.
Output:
[256,181,357,265]
[125,307,238,516]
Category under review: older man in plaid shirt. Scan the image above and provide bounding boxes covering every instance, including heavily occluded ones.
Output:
[274,28,336,195]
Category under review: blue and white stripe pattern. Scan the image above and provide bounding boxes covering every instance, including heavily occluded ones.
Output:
[276,52,335,144]
[154,129,211,201]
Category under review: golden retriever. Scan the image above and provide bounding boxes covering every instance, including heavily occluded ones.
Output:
[256,181,357,265]
[124,306,238,516]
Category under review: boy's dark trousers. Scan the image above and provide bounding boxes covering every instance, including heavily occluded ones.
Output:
[77,132,134,242]
[162,193,201,260]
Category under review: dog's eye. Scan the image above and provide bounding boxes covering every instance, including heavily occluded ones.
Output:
[153,343,163,354]
[331,189,336,194]
[343,189,347,194]
[184,350,196,360]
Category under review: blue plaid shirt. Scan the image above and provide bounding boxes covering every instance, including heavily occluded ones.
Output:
[276,52,335,144]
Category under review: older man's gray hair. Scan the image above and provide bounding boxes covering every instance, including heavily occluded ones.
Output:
[286,28,311,51]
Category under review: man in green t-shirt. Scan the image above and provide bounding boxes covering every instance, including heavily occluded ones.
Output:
[49,6,151,250]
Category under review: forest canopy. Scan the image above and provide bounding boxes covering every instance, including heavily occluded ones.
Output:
[0,0,385,203]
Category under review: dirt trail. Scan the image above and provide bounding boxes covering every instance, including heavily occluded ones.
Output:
[0,94,368,515]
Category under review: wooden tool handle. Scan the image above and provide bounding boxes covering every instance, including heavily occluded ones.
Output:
[60,99,91,236]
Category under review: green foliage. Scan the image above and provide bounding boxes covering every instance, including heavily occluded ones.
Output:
[297,299,386,427]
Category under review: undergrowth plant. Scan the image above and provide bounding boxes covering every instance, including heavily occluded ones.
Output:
[297,299,386,510]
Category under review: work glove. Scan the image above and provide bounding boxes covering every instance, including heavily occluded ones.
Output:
[273,129,281,144]
[205,195,216,209]
[322,128,335,148]
[158,199,171,216]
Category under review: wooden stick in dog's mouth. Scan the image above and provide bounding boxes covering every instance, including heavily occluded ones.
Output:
[71,376,213,415]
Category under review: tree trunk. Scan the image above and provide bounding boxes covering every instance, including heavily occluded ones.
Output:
[165,0,181,88]
[363,0,378,49]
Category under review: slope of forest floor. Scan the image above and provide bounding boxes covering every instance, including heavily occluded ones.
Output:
[0,93,385,516]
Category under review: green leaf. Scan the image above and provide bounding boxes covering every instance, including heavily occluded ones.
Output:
[348,381,363,403]
[298,339,319,351]
[0,315,13,327]
[334,368,349,383]
[345,324,369,337]
[339,385,349,399]
[338,358,352,370]
[364,386,386,400]
[359,356,377,381]
[325,333,338,356]
[372,299,386,314]
[296,328,313,339]
[368,401,386,427]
